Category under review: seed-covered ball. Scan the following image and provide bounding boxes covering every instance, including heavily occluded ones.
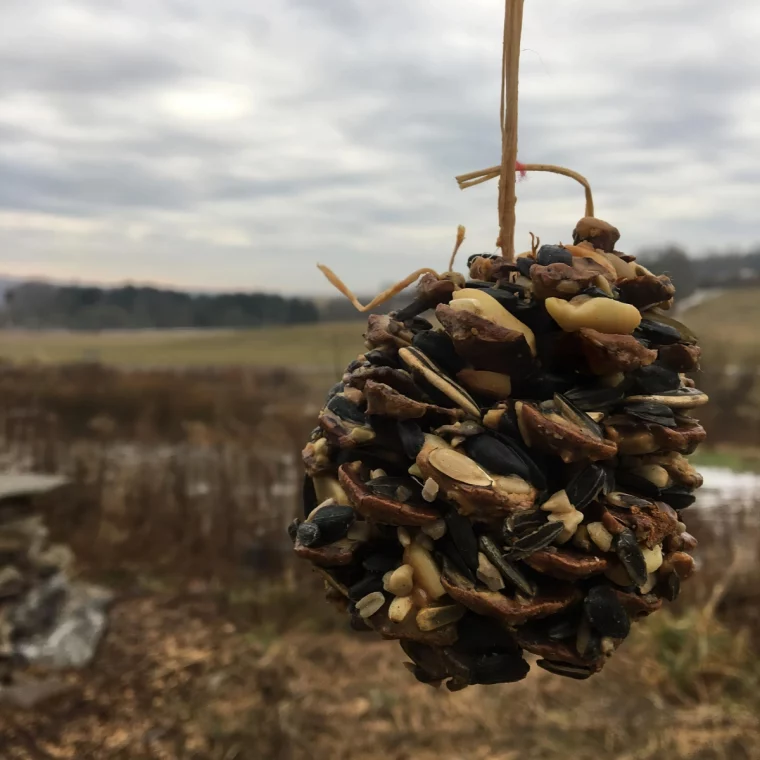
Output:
[292,219,706,690]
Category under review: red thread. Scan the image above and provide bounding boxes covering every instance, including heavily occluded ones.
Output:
[516,161,527,180]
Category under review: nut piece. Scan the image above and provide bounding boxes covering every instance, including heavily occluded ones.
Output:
[577,328,657,375]
[456,369,512,400]
[587,522,614,552]
[546,296,642,335]
[385,564,415,597]
[573,217,621,253]
[477,552,506,591]
[405,542,446,600]
[356,591,386,619]
[541,490,575,515]
[388,595,414,622]
[451,289,536,354]
[547,509,584,543]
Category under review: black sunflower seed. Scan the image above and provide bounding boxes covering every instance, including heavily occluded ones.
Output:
[362,552,402,574]
[580,286,613,299]
[512,370,577,401]
[302,475,317,518]
[397,419,425,459]
[505,510,546,539]
[516,256,536,277]
[479,535,537,597]
[482,287,520,313]
[614,471,662,499]
[634,319,681,346]
[326,394,366,424]
[366,476,418,503]
[661,571,681,602]
[462,434,531,480]
[453,612,521,656]
[614,529,648,587]
[412,330,465,376]
[392,299,430,323]
[584,585,631,639]
[564,386,626,413]
[491,431,547,490]
[645,310,698,345]
[546,614,580,641]
[325,381,345,403]
[659,486,696,510]
[470,652,530,684]
[537,660,594,680]
[554,393,604,439]
[622,401,676,428]
[631,365,680,394]
[364,349,400,369]
[606,491,653,510]
[348,573,386,601]
[296,522,321,547]
[536,244,573,267]
[510,521,565,557]
[406,316,434,332]
[311,505,356,544]
[443,507,479,573]
[566,465,608,510]
[436,534,477,584]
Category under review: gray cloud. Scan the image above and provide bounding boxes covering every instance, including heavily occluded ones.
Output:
[0,0,758,293]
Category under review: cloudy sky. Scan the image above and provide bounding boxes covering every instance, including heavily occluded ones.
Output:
[1,0,759,296]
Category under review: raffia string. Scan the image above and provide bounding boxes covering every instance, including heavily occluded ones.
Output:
[316,226,466,313]
[497,0,524,263]
[456,162,595,218]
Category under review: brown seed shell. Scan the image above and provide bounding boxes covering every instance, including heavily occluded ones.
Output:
[523,548,610,580]
[517,401,618,464]
[577,328,657,375]
[338,464,440,527]
[436,304,535,375]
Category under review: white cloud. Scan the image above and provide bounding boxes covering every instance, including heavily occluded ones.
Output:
[0,0,759,294]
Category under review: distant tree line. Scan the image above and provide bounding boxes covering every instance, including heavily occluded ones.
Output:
[2,245,760,330]
[1,283,320,330]
[638,246,760,301]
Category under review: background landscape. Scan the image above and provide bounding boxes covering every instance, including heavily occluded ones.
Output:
[1,266,760,759]
[3,0,760,757]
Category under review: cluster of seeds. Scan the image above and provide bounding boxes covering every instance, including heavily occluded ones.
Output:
[291,215,706,689]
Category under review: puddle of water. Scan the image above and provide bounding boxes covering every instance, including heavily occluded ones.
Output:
[695,466,760,512]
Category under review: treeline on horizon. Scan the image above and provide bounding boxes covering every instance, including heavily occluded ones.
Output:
[2,245,759,330]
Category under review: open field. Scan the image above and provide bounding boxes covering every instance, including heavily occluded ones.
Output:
[0,287,757,370]
[0,323,366,370]
[681,287,760,359]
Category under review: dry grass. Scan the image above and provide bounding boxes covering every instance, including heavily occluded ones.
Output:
[0,323,365,370]
[1,588,758,760]
[0,363,758,758]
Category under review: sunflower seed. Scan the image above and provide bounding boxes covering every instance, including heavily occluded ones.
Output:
[584,585,630,639]
[614,529,648,587]
[537,660,594,680]
[510,521,565,557]
[443,507,479,572]
[565,465,608,510]
[479,535,537,597]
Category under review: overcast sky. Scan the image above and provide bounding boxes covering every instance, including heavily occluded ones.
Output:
[1,0,759,295]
